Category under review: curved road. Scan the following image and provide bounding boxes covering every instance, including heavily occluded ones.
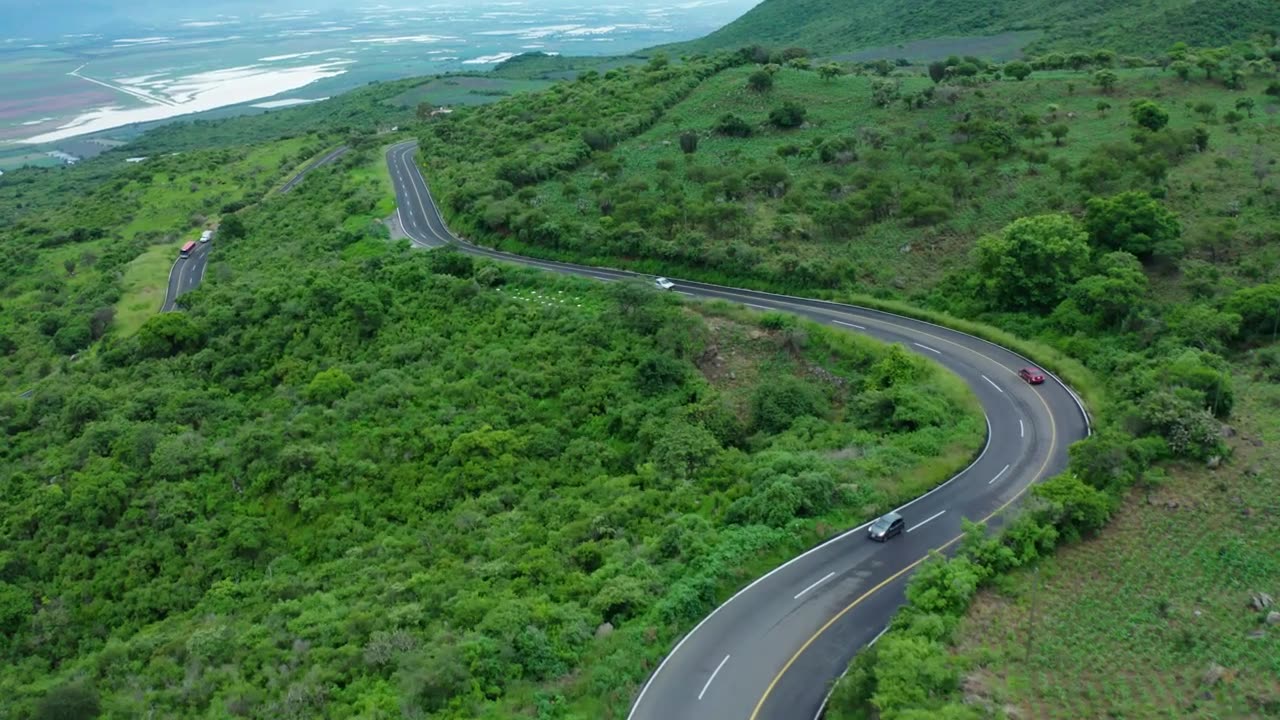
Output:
[279,145,349,194]
[162,146,351,312]
[160,240,211,312]
[385,141,1090,719]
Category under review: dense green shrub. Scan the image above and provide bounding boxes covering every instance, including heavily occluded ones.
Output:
[972,214,1092,311]
[1083,191,1183,260]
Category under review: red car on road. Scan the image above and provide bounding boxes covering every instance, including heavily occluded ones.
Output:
[1018,367,1045,385]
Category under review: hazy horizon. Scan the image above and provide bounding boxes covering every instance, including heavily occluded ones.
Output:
[0,1,763,39]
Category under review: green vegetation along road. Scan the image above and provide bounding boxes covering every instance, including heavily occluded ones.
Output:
[386,140,1090,720]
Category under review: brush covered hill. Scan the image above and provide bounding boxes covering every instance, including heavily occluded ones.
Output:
[664,0,1280,58]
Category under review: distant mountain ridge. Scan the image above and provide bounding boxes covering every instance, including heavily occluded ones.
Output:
[660,0,1280,58]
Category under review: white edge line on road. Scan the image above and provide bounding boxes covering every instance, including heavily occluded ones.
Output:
[794,572,836,601]
[162,253,183,311]
[982,374,1004,393]
[907,510,946,533]
[625,411,991,719]
[913,342,941,355]
[988,463,1011,485]
[1019,418,1025,438]
[677,291,695,297]
[745,302,771,310]
[834,320,866,330]
[812,625,890,720]
[698,655,731,701]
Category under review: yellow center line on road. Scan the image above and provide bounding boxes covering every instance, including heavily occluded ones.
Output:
[747,313,1062,720]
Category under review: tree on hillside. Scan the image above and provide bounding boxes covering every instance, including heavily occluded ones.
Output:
[679,131,698,155]
[871,79,900,108]
[715,113,753,138]
[1048,124,1070,146]
[219,213,246,240]
[1170,61,1193,81]
[1067,51,1093,70]
[1224,283,1280,341]
[1003,61,1032,81]
[768,102,807,129]
[1234,97,1256,118]
[1084,191,1182,260]
[1067,251,1149,329]
[972,214,1091,311]
[927,61,947,84]
[1093,69,1118,94]
[818,63,842,81]
[1130,100,1169,132]
[1193,101,1216,121]
[747,70,774,93]
[34,682,100,720]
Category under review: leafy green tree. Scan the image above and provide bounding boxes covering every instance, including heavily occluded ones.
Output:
[714,113,753,138]
[747,69,774,93]
[750,375,828,433]
[1234,97,1256,118]
[1067,252,1148,329]
[1224,283,1280,340]
[768,101,807,129]
[582,128,612,151]
[679,131,698,154]
[818,63,842,81]
[1130,100,1170,132]
[1033,472,1115,539]
[1067,51,1093,70]
[305,368,356,404]
[869,634,959,716]
[1083,191,1182,260]
[972,214,1091,311]
[0,581,27,635]
[1092,69,1118,94]
[871,78,901,108]
[218,213,246,240]
[1048,123,1069,146]
[53,323,91,355]
[904,554,981,617]
[1167,305,1242,354]
[1003,61,1032,81]
[651,420,721,480]
[34,681,100,720]
[136,312,203,357]
[927,61,947,83]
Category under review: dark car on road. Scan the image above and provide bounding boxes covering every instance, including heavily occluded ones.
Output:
[868,512,905,542]
[1018,367,1045,385]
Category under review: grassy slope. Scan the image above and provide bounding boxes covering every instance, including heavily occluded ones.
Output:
[387,76,555,108]
[950,366,1280,718]
[503,65,1277,295]
[662,0,1280,57]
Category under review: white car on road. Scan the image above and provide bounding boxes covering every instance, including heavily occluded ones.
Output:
[654,277,675,291]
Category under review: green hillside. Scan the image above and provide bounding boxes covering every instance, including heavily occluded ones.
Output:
[664,0,1280,58]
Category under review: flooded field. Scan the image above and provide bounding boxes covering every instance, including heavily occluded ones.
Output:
[0,1,754,151]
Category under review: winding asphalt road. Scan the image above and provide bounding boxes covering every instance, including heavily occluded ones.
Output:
[279,145,349,194]
[160,240,211,312]
[385,141,1091,719]
[162,147,351,312]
